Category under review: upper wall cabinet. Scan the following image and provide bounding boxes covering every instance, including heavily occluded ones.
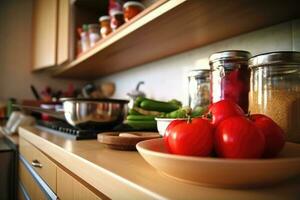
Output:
[32,0,70,70]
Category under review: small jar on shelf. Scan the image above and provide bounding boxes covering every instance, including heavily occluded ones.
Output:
[88,24,101,47]
[123,1,145,22]
[110,10,125,31]
[80,24,90,52]
[99,16,112,38]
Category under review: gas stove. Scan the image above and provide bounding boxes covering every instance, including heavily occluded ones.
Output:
[35,120,139,140]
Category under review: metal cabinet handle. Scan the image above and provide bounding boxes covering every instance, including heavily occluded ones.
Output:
[31,159,43,168]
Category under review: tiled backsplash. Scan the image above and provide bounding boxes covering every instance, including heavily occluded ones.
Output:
[98,19,300,105]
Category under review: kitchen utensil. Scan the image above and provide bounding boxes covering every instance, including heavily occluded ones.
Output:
[2,111,35,135]
[97,132,160,150]
[61,98,129,130]
[127,81,145,109]
[13,104,65,120]
[136,138,300,188]
[30,85,41,100]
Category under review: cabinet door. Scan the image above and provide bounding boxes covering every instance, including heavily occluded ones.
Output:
[32,0,58,70]
[57,167,102,200]
[57,0,70,65]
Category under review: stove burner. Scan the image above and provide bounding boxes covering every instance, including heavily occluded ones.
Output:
[36,120,98,140]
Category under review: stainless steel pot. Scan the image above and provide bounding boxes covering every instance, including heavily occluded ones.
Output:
[61,98,129,130]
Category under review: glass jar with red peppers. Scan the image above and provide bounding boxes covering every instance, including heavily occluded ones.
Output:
[123,1,145,22]
[209,50,251,113]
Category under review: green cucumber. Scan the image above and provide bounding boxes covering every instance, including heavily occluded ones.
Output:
[128,109,142,115]
[127,115,155,121]
[133,107,163,116]
[140,99,180,112]
[126,120,157,130]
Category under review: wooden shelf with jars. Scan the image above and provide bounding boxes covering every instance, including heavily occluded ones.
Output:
[54,0,300,80]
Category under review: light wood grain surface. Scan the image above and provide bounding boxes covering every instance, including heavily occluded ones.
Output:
[19,126,300,200]
[55,0,300,79]
[32,0,58,70]
[57,0,70,65]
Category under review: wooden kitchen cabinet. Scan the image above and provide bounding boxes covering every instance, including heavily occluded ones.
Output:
[18,136,103,200]
[19,161,47,200]
[32,0,70,70]
[57,167,101,200]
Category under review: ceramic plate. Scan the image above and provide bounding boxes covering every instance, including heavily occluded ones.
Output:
[136,138,300,188]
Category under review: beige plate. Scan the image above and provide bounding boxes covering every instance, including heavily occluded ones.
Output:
[136,138,300,188]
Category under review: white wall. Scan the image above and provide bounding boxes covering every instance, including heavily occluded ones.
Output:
[0,0,85,101]
[98,19,300,105]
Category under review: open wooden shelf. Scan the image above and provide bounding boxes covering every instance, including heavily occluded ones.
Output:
[55,0,300,80]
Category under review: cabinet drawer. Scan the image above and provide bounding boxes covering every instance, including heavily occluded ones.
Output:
[19,137,57,192]
[19,161,47,200]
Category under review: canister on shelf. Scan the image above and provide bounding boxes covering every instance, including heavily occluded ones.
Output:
[123,1,145,22]
[80,24,90,52]
[88,24,101,47]
[188,69,211,110]
[99,16,112,38]
[249,51,300,143]
[209,50,251,113]
[110,10,125,31]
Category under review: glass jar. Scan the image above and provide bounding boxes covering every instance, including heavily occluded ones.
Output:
[209,50,251,113]
[188,69,211,110]
[123,1,145,22]
[88,24,100,47]
[99,16,112,38]
[110,10,125,31]
[249,51,300,143]
[80,24,90,52]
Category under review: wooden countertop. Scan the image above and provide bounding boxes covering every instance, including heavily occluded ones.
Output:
[19,126,300,200]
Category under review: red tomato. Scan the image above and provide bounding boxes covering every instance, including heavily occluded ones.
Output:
[215,116,265,159]
[250,114,285,158]
[208,100,245,126]
[166,118,214,156]
[164,120,184,152]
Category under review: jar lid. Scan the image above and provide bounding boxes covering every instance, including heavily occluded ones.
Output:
[110,10,124,16]
[88,24,99,28]
[99,16,110,22]
[188,69,210,78]
[249,51,300,68]
[123,1,145,9]
[209,50,251,64]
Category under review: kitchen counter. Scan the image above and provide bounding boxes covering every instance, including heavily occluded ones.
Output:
[18,126,300,200]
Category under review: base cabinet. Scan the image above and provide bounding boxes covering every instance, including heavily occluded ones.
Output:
[57,168,101,200]
[18,137,103,200]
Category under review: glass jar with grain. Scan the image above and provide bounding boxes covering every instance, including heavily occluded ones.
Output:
[249,51,300,143]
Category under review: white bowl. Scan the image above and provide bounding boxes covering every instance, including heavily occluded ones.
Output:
[155,118,186,136]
